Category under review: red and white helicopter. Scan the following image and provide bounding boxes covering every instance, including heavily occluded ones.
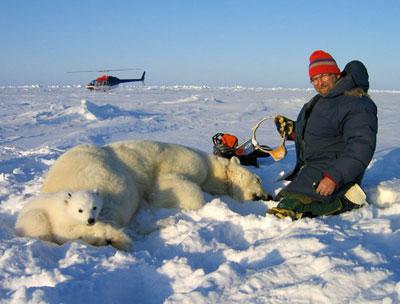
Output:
[68,68,145,91]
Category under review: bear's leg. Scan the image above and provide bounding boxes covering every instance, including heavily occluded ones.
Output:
[14,209,54,242]
[71,222,132,251]
[150,174,205,210]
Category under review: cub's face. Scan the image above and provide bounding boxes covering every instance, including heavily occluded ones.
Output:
[64,190,103,225]
[227,157,270,202]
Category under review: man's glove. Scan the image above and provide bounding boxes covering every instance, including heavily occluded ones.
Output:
[274,115,295,139]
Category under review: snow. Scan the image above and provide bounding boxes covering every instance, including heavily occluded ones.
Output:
[0,85,399,303]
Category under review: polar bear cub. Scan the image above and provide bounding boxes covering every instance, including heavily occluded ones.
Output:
[14,190,132,251]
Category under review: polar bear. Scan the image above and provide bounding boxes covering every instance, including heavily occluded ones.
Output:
[14,190,132,250]
[18,140,268,250]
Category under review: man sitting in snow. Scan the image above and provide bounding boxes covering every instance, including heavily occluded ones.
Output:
[269,50,378,220]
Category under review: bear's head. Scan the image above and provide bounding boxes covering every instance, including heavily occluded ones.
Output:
[63,190,103,225]
[227,157,270,202]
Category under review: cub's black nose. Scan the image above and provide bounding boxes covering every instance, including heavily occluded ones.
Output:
[88,218,95,225]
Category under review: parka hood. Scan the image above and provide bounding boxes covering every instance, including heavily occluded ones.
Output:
[327,60,370,97]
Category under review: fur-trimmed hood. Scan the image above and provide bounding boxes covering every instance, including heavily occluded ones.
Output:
[345,87,369,98]
[328,60,370,98]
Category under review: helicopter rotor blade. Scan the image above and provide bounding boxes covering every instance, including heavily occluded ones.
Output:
[67,70,97,74]
[67,68,144,74]
[97,68,143,73]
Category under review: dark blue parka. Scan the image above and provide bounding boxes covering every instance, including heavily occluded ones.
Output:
[282,61,378,202]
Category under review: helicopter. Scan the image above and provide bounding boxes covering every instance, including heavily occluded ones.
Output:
[67,68,145,91]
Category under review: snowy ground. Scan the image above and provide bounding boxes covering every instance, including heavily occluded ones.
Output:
[0,85,399,303]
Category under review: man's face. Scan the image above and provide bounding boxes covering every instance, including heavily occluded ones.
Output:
[311,73,338,96]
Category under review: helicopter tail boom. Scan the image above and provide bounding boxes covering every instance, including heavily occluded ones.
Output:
[119,71,146,84]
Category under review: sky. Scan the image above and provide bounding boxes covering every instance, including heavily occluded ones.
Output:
[1,0,400,89]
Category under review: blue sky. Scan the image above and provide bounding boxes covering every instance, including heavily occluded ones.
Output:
[1,0,400,89]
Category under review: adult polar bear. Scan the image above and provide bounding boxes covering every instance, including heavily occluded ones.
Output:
[19,140,269,250]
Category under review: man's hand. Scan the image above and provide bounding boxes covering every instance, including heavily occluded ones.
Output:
[274,115,294,139]
[315,177,336,197]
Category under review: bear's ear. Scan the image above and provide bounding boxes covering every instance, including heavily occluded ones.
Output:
[93,188,100,196]
[230,156,241,166]
[64,192,72,204]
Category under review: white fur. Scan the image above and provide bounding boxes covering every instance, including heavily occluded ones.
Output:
[14,190,132,251]
[16,140,268,250]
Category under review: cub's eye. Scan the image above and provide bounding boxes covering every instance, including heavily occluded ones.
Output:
[93,207,97,210]
[78,209,83,213]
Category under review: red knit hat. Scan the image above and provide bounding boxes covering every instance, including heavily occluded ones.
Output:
[309,50,340,79]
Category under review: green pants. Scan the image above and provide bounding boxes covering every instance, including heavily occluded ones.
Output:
[275,191,356,218]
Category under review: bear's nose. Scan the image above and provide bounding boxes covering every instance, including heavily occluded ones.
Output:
[252,193,272,201]
[87,218,95,225]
